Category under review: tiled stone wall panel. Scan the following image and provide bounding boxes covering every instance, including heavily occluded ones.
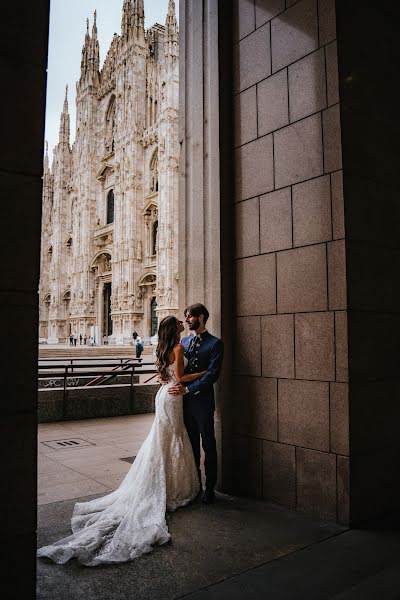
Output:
[232,0,346,523]
[331,170,345,240]
[296,447,337,519]
[234,22,271,92]
[232,376,278,440]
[337,455,350,524]
[234,316,262,376]
[318,0,336,45]
[232,435,263,497]
[292,175,331,246]
[322,103,342,173]
[261,314,294,378]
[233,0,256,42]
[288,48,327,122]
[295,312,335,380]
[278,379,330,451]
[255,0,285,28]
[325,40,339,106]
[262,440,296,506]
[257,69,289,136]
[335,311,348,383]
[271,0,318,72]
[259,188,292,253]
[234,86,258,147]
[330,382,349,455]
[327,239,347,310]
[277,245,327,313]
[274,113,324,188]
[235,135,274,200]
[235,198,260,258]
[236,254,276,315]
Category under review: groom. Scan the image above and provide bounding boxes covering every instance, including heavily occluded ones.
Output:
[169,303,224,504]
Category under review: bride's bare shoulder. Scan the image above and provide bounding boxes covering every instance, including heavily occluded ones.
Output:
[173,343,184,354]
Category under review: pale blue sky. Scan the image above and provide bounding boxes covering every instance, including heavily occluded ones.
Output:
[45,0,179,158]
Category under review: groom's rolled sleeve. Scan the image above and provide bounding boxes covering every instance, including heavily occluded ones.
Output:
[186,339,224,396]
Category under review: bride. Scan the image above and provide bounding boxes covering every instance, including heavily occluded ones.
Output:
[37,316,206,566]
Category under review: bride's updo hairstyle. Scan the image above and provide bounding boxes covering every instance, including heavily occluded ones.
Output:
[155,315,180,381]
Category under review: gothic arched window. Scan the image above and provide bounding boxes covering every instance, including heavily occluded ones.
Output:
[107,189,114,224]
[152,220,158,255]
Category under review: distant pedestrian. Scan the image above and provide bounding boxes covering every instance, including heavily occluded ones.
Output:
[84,334,87,345]
[79,333,82,345]
[135,339,144,359]
[73,333,77,346]
[69,334,73,346]
[103,335,108,345]
[132,330,138,340]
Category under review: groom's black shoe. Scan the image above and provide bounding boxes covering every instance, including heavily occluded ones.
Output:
[202,489,215,504]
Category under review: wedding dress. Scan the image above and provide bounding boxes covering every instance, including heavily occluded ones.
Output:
[37,361,200,566]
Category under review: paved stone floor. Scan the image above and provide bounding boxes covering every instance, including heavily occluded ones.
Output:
[38,414,154,505]
[37,416,400,599]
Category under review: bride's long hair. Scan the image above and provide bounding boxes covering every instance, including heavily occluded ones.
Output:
[155,316,180,381]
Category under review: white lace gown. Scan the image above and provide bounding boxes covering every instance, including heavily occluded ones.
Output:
[37,364,200,566]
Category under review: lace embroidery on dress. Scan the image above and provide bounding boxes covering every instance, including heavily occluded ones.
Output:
[37,363,199,566]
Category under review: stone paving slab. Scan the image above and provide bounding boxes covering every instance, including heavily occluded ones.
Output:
[37,493,343,600]
[37,414,154,505]
[182,515,400,600]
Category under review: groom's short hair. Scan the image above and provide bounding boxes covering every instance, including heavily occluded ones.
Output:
[184,303,209,323]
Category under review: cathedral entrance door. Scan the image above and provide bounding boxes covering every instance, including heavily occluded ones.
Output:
[150,296,157,336]
[103,283,112,336]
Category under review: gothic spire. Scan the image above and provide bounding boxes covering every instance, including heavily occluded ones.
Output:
[79,14,99,89]
[165,0,178,62]
[132,0,145,41]
[121,0,132,40]
[59,85,70,145]
[90,10,100,73]
[44,140,49,173]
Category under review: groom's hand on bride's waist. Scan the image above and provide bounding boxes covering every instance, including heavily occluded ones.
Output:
[169,383,188,396]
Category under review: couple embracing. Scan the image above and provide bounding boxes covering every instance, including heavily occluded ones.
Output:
[37,303,224,566]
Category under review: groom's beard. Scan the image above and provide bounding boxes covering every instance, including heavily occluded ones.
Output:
[188,318,200,331]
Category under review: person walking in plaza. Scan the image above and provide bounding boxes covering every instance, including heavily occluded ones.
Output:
[79,333,82,345]
[132,330,138,340]
[135,338,144,359]
[169,303,224,504]
[69,333,73,346]
[84,334,87,345]
[37,315,210,566]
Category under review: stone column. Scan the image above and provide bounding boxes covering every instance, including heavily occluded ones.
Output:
[179,0,234,491]
[0,2,49,595]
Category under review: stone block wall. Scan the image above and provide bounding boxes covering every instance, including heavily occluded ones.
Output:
[38,384,158,423]
[231,0,347,521]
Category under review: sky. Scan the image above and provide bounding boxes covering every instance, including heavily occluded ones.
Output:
[45,0,179,158]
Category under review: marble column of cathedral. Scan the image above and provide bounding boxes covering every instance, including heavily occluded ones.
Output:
[156,0,180,323]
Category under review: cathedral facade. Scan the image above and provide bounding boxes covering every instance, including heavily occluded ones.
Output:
[39,0,179,344]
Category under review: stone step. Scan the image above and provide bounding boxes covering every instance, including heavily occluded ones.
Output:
[39,345,153,359]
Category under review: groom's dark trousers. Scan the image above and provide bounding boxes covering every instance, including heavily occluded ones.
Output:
[181,331,224,490]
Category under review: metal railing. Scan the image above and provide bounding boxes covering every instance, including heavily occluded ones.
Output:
[38,360,158,417]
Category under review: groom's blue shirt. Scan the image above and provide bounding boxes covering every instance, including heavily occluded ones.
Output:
[181,331,224,406]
